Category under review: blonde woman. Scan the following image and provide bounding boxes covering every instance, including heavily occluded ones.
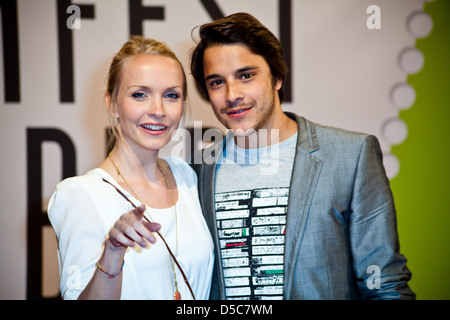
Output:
[48,36,214,300]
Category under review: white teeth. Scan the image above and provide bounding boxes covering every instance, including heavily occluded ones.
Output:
[141,124,166,130]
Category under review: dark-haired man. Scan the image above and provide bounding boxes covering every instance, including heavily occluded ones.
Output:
[190,12,415,300]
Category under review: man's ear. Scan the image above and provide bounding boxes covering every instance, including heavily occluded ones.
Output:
[274,77,283,91]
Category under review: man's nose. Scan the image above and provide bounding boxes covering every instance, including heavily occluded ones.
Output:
[226,81,244,107]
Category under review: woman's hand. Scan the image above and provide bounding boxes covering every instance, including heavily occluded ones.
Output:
[79,205,160,300]
[107,204,161,253]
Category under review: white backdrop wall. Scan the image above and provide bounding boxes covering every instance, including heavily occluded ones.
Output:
[0,0,432,299]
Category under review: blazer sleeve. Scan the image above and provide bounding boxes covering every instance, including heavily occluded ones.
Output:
[349,135,415,299]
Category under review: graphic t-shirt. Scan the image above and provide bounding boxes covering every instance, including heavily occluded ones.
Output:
[215,133,297,300]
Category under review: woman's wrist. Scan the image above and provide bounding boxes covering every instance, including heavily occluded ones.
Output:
[105,237,128,256]
[96,260,124,279]
[96,239,127,277]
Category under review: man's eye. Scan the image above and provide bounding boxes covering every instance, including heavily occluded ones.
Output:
[210,80,224,87]
[240,73,253,80]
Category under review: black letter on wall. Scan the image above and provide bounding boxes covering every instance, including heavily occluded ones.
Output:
[57,0,95,103]
[279,0,292,102]
[129,0,164,36]
[26,128,76,299]
[200,0,224,20]
[0,0,20,102]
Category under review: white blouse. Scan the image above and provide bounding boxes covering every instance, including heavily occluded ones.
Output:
[48,157,214,300]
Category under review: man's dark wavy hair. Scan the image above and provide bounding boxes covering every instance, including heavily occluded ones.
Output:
[190,12,288,102]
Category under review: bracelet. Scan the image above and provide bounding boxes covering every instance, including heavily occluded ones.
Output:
[96,260,124,279]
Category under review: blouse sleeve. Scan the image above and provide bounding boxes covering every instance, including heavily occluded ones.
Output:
[48,177,110,300]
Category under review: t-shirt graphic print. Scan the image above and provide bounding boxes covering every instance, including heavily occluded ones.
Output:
[215,187,287,300]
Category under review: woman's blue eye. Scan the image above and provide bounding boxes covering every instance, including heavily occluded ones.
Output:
[165,92,180,99]
[132,92,146,99]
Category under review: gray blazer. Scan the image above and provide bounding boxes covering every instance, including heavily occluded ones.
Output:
[192,113,415,299]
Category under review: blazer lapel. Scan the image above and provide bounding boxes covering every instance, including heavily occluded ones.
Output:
[199,136,229,230]
[200,161,217,230]
[199,139,227,299]
[283,114,323,299]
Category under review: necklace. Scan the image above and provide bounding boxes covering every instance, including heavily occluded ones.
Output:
[108,153,181,300]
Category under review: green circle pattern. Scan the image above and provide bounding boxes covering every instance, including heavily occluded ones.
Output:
[391,0,450,300]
